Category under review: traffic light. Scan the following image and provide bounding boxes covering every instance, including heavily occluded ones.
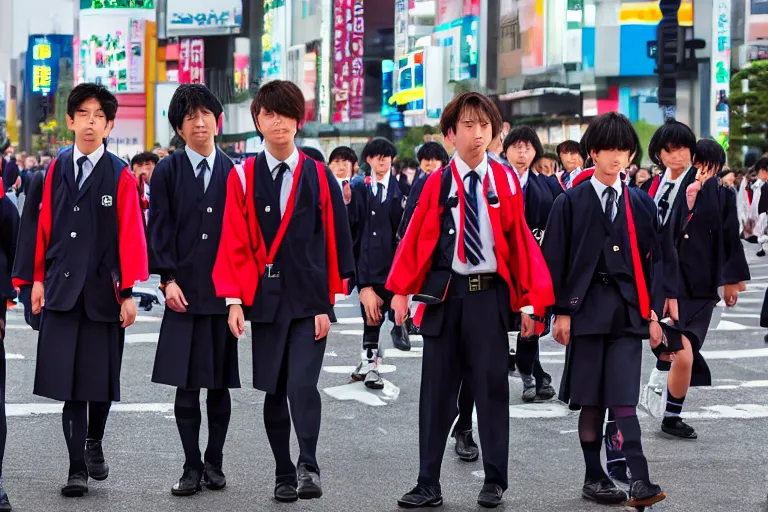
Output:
[656,19,679,107]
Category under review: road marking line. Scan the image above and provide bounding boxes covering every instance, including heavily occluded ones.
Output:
[7,402,174,417]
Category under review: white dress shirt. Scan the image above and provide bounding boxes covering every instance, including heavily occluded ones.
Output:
[654,167,688,225]
[184,145,216,192]
[264,146,300,217]
[568,167,583,188]
[73,143,105,187]
[370,174,389,202]
[590,174,623,221]
[451,153,497,275]
[511,166,529,191]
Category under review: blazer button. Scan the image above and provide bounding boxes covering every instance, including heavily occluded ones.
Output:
[207,207,213,213]
[371,210,376,215]
[449,228,455,235]
[73,206,80,212]
[70,232,77,238]
[265,206,271,213]
[202,233,209,240]
[684,234,689,239]
[64,272,70,278]
[613,245,620,252]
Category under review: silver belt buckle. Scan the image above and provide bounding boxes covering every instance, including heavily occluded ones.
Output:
[469,276,481,292]
[266,264,280,279]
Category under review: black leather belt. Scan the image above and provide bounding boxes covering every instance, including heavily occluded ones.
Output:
[452,273,497,293]
[592,272,613,285]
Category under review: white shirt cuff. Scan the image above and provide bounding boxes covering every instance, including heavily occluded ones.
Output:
[226,298,242,306]
[520,305,534,315]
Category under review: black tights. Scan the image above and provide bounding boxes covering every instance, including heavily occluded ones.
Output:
[174,388,232,471]
[62,401,111,475]
[578,406,650,483]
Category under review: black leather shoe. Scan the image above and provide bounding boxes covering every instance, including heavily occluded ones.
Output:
[581,477,628,504]
[274,481,298,503]
[297,464,322,500]
[391,325,411,351]
[0,486,12,511]
[85,440,109,481]
[661,418,697,439]
[171,468,202,496]
[764,333,768,343]
[758,249,766,257]
[61,471,89,497]
[203,462,226,490]
[626,481,666,507]
[477,483,504,508]
[521,374,537,402]
[536,376,556,400]
[453,429,479,462]
[397,485,443,508]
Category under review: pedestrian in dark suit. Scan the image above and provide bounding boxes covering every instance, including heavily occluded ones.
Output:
[397,142,450,242]
[0,177,19,512]
[148,84,240,496]
[502,126,559,402]
[130,151,158,226]
[213,80,355,503]
[25,84,148,497]
[349,138,409,388]
[541,112,666,508]
[388,92,554,509]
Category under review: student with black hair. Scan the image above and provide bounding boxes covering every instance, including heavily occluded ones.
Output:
[501,126,557,402]
[557,139,584,188]
[542,112,666,508]
[301,146,326,164]
[213,80,354,503]
[397,141,450,241]
[130,151,159,225]
[399,159,419,196]
[20,83,148,497]
[328,146,357,205]
[348,137,409,388]
[148,83,240,497]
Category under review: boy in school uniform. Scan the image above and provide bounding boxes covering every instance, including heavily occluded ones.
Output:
[388,92,554,509]
[27,83,148,497]
[130,151,158,226]
[502,126,558,402]
[148,84,241,496]
[212,80,355,503]
[541,112,666,507]
[349,137,408,387]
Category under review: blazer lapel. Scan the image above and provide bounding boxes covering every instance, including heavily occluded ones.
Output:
[61,154,77,200]
[591,186,615,237]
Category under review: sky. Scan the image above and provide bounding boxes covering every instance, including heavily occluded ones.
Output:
[11,0,74,58]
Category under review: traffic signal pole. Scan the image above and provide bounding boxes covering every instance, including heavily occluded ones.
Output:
[656,0,681,120]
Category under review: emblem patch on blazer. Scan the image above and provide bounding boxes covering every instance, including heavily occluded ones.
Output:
[102,195,113,207]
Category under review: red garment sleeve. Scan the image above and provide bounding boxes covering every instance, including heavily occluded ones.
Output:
[213,167,260,305]
[117,168,150,290]
[385,171,440,296]
[33,158,57,283]
[505,171,555,317]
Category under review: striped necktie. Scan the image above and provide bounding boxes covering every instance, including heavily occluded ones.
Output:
[463,170,485,266]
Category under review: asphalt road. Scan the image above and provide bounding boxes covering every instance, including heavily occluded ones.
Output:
[3,247,768,511]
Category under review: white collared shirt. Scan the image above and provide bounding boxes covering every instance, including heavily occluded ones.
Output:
[370,174,389,202]
[73,144,105,187]
[264,146,300,217]
[590,174,623,221]
[568,167,583,188]
[654,167,688,225]
[450,153,497,275]
[512,166,529,191]
[184,145,216,192]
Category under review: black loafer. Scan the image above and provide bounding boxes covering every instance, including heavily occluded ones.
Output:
[536,376,556,400]
[203,462,226,490]
[453,429,479,462]
[391,325,411,351]
[661,418,697,439]
[171,468,202,497]
[397,485,443,508]
[85,440,109,481]
[61,471,89,497]
[626,481,666,507]
[582,477,628,504]
[477,483,504,508]
[0,487,11,511]
[274,481,299,503]
[297,464,322,500]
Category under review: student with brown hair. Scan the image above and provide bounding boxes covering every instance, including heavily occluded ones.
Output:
[213,80,354,503]
[388,92,554,509]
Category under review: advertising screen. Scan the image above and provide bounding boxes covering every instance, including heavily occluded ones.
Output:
[166,0,243,36]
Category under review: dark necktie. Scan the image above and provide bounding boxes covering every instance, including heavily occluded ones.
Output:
[375,181,384,203]
[196,159,209,194]
[603,186,617,222]
[463,170,485,266]
[657,182,674,225]
[274,162,289,196]
[76,156,88,189]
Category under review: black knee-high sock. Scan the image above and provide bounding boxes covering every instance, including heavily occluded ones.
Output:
[578,406,607,480]
[264,392,295,481]
[62,400,88,475]
[663,388,686,424]
[87,401,112,441]
[204,389,231,467]
[175,388,202,471]
[612,408,650,483]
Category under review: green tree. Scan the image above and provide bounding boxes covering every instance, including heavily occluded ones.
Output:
[396,124,436,161]
[632,119,659,167]
[729,60,768,166]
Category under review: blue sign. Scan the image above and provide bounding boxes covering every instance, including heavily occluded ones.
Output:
[166,0,243,35]
[25,35,72,97]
